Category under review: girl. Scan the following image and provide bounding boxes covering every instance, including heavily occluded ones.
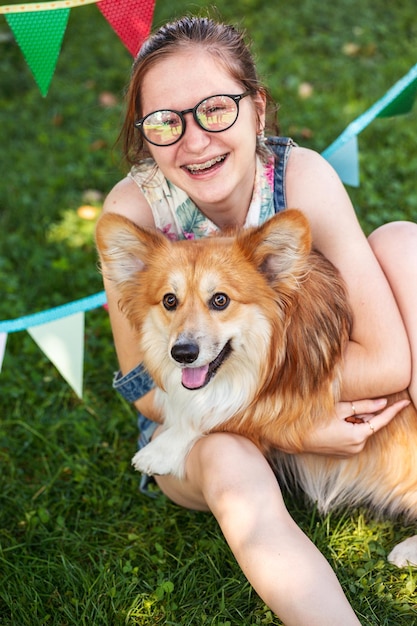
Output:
[98,16,416,625]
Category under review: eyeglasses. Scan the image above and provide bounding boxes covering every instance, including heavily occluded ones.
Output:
[134,91,252,147]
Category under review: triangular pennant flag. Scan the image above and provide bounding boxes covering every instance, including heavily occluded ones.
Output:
[322,63,417,186]
[377,77,417,118]
[5,9,70,96]
[96,0,155,57]
[324,135,360,187]
[0,333,7,373]
[28,312,84,398]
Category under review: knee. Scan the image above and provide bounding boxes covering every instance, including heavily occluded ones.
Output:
[154,433,270,512]
[194,432,261,479]
[369,220,417,264]
[192,432,274,504]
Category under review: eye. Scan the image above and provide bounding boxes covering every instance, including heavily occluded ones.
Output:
[163,293,178,310]
[206,104,226,115]
[210,293,230,310]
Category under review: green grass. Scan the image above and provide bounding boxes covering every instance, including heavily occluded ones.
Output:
[1,0,417,624]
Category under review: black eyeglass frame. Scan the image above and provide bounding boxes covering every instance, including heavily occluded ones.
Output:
[134,91,253,147]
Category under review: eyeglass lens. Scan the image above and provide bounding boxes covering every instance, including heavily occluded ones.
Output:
[140,95,240,146]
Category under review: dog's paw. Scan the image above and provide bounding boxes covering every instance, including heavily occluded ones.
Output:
[132,427,201,478]
[131,435,187,478]
[388,536,417,567]
[132,446,177,477]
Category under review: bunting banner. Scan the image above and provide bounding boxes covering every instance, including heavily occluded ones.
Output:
[96,0,155,57]
[0,292,105,395]
[0,291,106,334]
[28,312,85,398]
[0,333,7,373]
[4,8,70,96]
[0,0,155,95]
[323,61,417,185]
[0,11,416,395]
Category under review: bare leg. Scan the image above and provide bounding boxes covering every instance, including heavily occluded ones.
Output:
[156,432,361,625]
[369,221,417,405]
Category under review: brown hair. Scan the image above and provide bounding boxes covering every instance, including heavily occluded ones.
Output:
[120,15,278,166]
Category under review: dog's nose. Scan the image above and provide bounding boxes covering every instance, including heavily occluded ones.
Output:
[171,342,199,364]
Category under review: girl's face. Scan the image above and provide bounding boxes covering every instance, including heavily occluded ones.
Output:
[140,49,266,227]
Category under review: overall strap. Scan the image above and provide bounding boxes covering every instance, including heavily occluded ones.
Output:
[266,137,296,213]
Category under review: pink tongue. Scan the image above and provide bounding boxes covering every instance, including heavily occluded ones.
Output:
[182,365,209,389]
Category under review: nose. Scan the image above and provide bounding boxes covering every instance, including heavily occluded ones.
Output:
[171,341,199,364]
[181,114,211,153]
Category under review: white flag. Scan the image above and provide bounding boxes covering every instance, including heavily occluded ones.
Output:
[28,312,85,398]
[0,333,7,373]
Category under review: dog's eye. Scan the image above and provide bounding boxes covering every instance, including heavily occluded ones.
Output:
[163,293,178,310]
[210,293,230,310]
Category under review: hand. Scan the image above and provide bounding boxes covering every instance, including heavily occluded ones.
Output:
[300,397,410,457]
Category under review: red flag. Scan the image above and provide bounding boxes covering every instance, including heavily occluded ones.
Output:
[96,0,155,57]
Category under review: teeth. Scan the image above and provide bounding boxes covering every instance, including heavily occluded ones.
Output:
[186,155,225,172]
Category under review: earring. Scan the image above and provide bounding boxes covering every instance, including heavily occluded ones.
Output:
[256,129,266,144]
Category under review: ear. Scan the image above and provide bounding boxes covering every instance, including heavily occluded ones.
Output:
[240,209,312,284]
[95,213,168,286]
[253,88,267,134]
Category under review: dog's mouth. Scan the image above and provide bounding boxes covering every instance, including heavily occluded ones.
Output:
[181,341,232,390]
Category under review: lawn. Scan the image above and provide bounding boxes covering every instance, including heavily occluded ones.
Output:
[1,0,417,624]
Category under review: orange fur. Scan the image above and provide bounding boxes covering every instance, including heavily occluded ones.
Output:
[96,210,416,522]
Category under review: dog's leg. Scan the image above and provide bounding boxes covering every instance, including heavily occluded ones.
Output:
[387,536,417,567]
[132,427,201,478]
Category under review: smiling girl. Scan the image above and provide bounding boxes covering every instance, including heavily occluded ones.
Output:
[98,16,417,625]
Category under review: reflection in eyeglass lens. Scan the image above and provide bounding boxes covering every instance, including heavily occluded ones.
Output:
[197,96,237,130]
[141,95,240,145]
[143,111,183,144]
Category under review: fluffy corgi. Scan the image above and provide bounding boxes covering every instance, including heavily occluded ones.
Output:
[96,209,417,566]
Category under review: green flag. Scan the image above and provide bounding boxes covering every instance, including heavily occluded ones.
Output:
[5,9,70,96]
[377,76,417,118]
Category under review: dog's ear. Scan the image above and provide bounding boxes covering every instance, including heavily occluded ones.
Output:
[95,213,168,286]
[241,209,312,283]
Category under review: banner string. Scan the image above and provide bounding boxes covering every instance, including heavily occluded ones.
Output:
[0,0,98,13]
[0,292,106,333]
[323,61,417,160]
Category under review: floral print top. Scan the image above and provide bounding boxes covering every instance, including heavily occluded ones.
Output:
[128,156,276,241]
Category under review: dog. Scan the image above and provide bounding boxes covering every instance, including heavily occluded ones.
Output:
[96,209,417,567]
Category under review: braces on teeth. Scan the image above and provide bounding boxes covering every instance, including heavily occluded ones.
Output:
[187,155,225,171]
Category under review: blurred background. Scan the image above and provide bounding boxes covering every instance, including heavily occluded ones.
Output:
[1,1,416,624]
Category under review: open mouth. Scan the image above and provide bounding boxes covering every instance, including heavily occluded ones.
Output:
[181,340,232,390]
[183,154,227,175]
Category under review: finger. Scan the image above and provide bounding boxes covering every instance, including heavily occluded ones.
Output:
[362,399,411,434]
[338,398,387,421]
[351,397,388,417]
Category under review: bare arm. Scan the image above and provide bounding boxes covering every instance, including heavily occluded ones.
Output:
[286,147,411,400]
[99,176,163,421]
